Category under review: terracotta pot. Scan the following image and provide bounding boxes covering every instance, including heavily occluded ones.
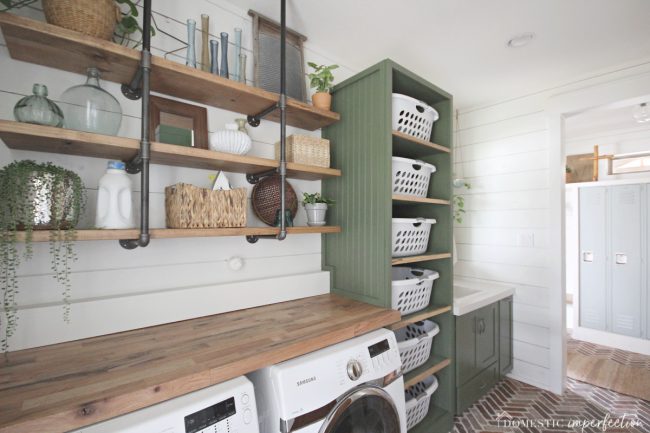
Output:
[565,172,573,184]
[312,92,332,111]
[42,0,121,41]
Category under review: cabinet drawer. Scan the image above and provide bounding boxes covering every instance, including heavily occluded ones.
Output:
[456,362,498,414]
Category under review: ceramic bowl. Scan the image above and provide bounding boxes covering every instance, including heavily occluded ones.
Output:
[209,124,252,155]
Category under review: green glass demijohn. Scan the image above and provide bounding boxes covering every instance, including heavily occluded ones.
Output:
[61,67,122,135]
[13,84,64,127]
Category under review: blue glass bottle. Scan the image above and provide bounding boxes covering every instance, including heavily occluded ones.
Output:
[220,32,229,78]
[186,19,196,68]
[210,40,219,75]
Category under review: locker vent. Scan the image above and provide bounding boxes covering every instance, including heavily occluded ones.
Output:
[617,189,636,205]
[581,309,601,327]
[616,315,635,331]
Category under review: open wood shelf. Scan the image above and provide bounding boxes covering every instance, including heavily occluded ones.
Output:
[14,226,341,242]
[392,194,450,205]
[392,130,450,158]
[0,14,339,131]
[404,355,451,389]
[388,304,452,331]
[392,252,452,266]
[0,121,341,181]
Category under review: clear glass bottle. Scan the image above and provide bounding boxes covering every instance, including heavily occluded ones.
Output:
[186,19,197,68]
[238,53,247,84]
[14,84,64,127]
[60,68,122,135]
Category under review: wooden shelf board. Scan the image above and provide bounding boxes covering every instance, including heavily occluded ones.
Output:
[392,194,450,205]
[392,130,450,157]
[388,305,452,330]
[14,226,341,242]
[392,252,452,266]
[404,356,451,389]
[407,406,452,433]
[0,121,341,181]
[0,14,339,131]
[0,294,400,433]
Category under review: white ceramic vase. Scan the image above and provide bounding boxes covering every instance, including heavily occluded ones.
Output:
[209,123,252,155]
[305,203,328,226]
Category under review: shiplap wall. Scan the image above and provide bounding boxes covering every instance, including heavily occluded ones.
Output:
[0,0,359,351]
[454,59,650,391]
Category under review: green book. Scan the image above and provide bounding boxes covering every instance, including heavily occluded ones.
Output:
[155,125,194,147]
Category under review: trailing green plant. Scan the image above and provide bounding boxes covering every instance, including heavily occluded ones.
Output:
[302,192,335,206]
[307,63,338,93]
[0,160,86,351]
[114,0,155,48]
[453,182,471,224]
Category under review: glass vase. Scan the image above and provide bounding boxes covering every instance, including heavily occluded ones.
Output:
[210,39,219,75]
[238,53,247,84]
[60,68,122,135]
[14,84,64,127]
[233,27,242,81]
[186,19,196,68]
[220,32,229,78]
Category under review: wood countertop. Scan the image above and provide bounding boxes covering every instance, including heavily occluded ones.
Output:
[0,294,400,433]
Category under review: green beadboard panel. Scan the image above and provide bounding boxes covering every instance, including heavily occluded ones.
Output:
[322,61,393,307]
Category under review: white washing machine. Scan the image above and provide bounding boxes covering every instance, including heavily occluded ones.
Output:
[248,329,406,433]
[71,376,259,433]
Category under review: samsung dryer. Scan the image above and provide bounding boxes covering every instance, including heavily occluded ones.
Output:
[248,328,406,433]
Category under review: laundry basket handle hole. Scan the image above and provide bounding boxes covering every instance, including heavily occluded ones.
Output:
[415,105,425,113]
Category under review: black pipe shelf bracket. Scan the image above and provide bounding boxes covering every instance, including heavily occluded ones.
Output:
[120,0,153,250]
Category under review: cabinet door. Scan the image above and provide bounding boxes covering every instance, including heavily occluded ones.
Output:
[456,312,479,385]
[475,303,498,371]
[579,187,608,330]
[610,185,643,337]
[499,297,513,375]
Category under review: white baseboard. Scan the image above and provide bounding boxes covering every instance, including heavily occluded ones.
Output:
[572,326,650,355]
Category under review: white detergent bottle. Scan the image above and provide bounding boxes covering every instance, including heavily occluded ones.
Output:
[95,161,135,229]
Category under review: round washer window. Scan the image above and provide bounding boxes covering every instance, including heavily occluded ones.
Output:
[320,386,400,433]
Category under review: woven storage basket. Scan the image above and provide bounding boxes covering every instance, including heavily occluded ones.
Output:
[404,375,439,430]
[395,320,440,373]
[165,183,247,228]
[251,175,298,226]
[275,135,330,168]
[43,0,120,41]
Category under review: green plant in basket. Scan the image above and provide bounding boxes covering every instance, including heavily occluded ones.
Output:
[0,160,86,352]
[114,0,156,48]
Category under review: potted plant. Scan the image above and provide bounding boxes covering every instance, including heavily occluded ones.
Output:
[0,160,86,351]
[307,63,338,111]
[302,192,334,227]
[565,166,573,183]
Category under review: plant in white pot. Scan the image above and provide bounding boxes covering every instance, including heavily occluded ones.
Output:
[302,192,334,227]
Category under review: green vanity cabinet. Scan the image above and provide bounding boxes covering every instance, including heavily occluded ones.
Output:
[455,296,513,414]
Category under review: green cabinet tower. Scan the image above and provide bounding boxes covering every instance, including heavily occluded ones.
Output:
[323,59,455,433]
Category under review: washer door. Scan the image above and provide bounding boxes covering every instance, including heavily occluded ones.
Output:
[319,386,400,433]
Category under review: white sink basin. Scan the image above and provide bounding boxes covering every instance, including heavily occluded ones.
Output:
[453,278,515,316]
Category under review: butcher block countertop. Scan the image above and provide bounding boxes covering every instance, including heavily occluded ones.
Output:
[0,294,400,433]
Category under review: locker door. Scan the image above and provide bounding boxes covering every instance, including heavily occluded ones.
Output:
[579,187,608,330]
[610,185,642,337]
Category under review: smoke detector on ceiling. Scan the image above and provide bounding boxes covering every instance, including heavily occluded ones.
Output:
[506,32,535,48]
[633,103,650,124]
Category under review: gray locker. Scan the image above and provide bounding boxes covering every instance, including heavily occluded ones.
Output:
[579,187,608,331]
[610,185,642,337]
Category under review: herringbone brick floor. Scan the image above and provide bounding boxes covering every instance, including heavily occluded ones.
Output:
[453,377,649,433]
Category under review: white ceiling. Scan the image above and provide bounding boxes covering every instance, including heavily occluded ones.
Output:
[225,0,650,109]
[566,101,650,140]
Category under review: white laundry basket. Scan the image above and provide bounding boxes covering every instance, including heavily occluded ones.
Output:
[391,267,439,315]
[404,375,439,430]
[395,320,439,373]
[392,157,437,198]
[392,218,436,257]
[392,93,439,141]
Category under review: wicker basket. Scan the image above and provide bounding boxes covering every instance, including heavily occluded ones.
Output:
[165,183,247,228]
[252,175,298,226]
[275,135,330,168]
[43,0,121,41]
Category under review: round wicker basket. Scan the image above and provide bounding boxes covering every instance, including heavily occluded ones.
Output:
[42,0,120,41]
[252,175,298,226]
